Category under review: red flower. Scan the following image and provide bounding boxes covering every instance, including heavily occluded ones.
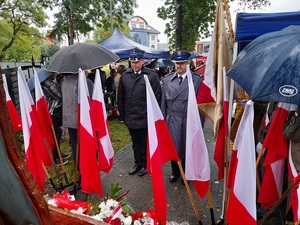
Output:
[110,218,121,225]
[132,212,143,220]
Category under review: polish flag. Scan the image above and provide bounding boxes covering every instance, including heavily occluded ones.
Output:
[33,67,54,166]
[185,66,210,199]
[91,69,114,173]
[2,74,22,131]
[226,100,256,225]
[287,142,300,222]
[258,103,295,208]
[262,103,293,164]
[18,67,46,193]
[213,67,229,180]
[144,75,179,225]
[78,69,102,196]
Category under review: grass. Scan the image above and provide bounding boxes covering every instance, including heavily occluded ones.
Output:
[44,117,131,193]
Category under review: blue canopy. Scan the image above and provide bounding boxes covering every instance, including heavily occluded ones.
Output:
[235,11,300,42]
[100,28,170,60]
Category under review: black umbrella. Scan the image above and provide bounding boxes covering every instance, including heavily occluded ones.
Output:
[227,25,300,105]
[44,43,119,74]
[148,59,175,69]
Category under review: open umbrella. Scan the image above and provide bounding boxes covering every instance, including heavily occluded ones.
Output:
[148,59,175,69]
[227,25,300,105]
[44,43,119,74]
[190,51,202,59]
[27,68,53,91]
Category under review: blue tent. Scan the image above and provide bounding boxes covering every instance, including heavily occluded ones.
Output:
[235,11,300,42]
[100,28,170,60]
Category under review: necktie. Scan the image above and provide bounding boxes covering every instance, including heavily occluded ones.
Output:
[179,76,183,85]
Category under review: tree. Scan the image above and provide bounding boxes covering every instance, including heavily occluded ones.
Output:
[50,0,137,46]
[93,22,130,44]
[157,0,271,51]
[0,0,48,61]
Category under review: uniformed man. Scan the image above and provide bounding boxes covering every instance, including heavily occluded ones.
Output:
[117,48,162,177]
[161,50,202,183]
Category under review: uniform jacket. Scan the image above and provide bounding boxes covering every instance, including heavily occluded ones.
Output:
[161,71,202,158]
[118,66,161,129]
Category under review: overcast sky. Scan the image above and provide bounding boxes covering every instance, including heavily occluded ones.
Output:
[134,0,300,43]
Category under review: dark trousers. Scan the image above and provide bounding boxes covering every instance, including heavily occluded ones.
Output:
[128,127,147,168]
[171,159,186,177]
[68,128,78,163]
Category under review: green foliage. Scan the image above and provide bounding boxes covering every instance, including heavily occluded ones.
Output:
[157,0,271,51]
[0,0,48,61]
[50,0,137,45]
[93,22,130,44]
[40,43,60,57]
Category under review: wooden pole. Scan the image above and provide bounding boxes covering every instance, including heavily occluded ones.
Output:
[258,175,300,225]
[207,189,217,225]
[177,161,203,225]
[42,163,57,190]
[51,125,69,184]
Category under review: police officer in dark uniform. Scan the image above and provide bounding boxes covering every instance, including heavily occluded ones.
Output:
[117,48,162,176]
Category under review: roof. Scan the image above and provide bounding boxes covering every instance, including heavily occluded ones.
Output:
[235,11,300,42]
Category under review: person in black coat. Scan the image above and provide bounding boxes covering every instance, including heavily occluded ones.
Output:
[117,48,161,177]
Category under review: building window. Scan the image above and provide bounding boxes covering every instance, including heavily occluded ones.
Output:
[132,24,136,29]
[151,35,155,41]
[140,24,144,29]
[151,45,155,48]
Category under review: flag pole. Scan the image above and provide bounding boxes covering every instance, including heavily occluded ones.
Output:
[43,138,64,189]
[256,146,265,192]
[42,162,57,191]
[178,161,203,225]
[73,132,80,195]
[207,189,217,225]
[257,174,300,225]
[50,125,69,184]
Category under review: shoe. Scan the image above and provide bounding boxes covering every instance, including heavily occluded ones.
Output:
[129,166,141,175]
[55,158,68,165]
[138,168,147,177]
[61,153,71,160]
[169,174,179,183]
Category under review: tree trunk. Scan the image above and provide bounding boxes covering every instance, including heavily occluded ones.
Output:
[66,7,75,45]
[175,0,183,49]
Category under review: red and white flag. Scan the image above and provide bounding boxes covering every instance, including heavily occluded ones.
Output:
[18,67,46,193]
[91,69,114,173]
[287,142,300,222]
[258,103,294,208]
[2,74,22,131]
[33,67,54,166]
[226,100,256,225]
[185,66,210,199]
[213,67,229,180]
[78,69,102,196]
[144,75,179,225]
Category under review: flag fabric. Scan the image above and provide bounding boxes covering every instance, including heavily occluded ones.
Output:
[91,69,114,173]
[78,69,102,196]
[226,100,256,225]
[2,74,22,131]
[18,67,46,193]
[258,103,294,208]
[213,67,229,180]
[144,74,179,225]
[33,67,54,166]
[185,66,210,199]
[287,142,300,222]
[262,103,293,164]
[197,0,232,138]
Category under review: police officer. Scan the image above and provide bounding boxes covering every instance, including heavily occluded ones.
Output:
[117,48,162,176]
[161,50,202,183]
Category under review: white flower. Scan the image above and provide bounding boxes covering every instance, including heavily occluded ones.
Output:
[123,216,133,225]
[133,220,142,225]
